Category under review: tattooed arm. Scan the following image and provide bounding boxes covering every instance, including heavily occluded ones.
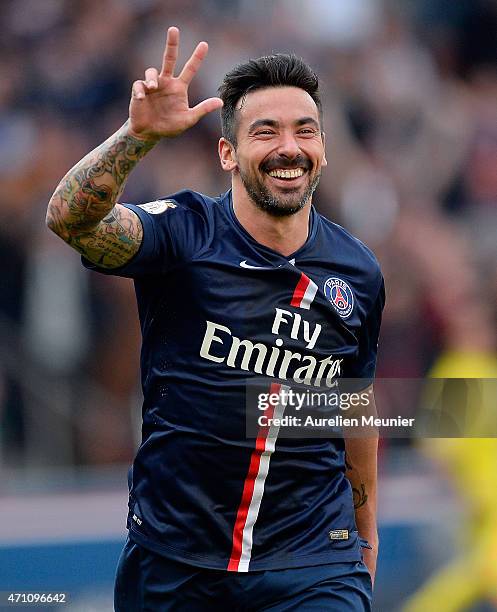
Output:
[46,124,156,267]
[46,26,222,268]
[344,387,379,585]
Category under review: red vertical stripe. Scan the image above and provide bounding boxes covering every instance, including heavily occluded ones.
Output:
[290,273,311,308]
[227,383,281,572]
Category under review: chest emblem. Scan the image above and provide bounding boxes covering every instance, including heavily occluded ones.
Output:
[324,277,354,319]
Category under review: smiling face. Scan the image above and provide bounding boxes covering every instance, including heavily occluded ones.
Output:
[219,86,327,217]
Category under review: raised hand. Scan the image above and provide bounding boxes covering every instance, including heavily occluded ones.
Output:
[128,26,223,141]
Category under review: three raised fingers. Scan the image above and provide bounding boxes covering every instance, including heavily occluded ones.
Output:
[160,26,179,77]
[133,27,212,101]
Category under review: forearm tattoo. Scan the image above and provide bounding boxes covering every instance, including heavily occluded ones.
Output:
[351,483,368,509]
[345,453,369,510]
[46,123,156,267]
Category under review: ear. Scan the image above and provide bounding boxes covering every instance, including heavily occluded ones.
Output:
[321,131,328,167]
[218,138,238,172]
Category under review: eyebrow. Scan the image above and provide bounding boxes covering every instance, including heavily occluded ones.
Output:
[295,117,320,129]
[248,117,320,132]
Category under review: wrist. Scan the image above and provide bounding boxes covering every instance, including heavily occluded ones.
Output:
[125,120,161,145]
[358,527,378,549]
[364,534,379,553]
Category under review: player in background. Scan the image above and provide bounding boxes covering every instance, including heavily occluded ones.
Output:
[46,27,383,611]
[401,219,497,612]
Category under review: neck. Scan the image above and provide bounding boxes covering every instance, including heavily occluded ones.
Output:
[231,181,312,257]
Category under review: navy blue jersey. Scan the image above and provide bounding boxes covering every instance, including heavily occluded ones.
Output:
[83,190,384,572]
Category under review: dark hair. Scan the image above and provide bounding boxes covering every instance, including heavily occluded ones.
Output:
[218,54,322,146]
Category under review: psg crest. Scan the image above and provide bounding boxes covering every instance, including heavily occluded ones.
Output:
[324,277,354,318]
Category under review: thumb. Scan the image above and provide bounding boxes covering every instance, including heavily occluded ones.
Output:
[190,97,223,124]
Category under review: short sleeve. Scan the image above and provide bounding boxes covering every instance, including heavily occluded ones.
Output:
[82,191,210,278]
[344,277,385,388]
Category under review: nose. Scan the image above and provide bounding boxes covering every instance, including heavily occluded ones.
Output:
[276,131,300,159]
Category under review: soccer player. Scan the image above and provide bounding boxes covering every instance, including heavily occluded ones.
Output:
[46,27,384,611]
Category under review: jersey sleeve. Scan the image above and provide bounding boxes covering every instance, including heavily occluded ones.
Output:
[81,190,210,278]
[344,276,385,388]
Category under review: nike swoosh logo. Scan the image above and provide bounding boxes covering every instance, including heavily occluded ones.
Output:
[239,260,274,270]
[239,260,296,269]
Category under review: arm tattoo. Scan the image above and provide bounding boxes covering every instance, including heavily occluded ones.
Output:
[352,483,368,509]
[46,122,156,267]
[68,204,144,269]
[345,452,369,509]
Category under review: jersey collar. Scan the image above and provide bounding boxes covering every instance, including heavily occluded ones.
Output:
[222,190,319,263]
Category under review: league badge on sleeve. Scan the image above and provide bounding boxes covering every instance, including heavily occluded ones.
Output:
[138,199,177,214]
[324,277,354,318]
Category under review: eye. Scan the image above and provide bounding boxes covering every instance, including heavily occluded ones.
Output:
[255,130,275,136]
[298,128,317,135]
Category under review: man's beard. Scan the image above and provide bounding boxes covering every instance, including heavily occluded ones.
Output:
[239,167,321,217]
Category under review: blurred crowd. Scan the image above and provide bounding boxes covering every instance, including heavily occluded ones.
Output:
[0,0,496,467]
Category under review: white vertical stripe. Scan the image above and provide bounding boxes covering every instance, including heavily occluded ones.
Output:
[300,279,318,310]
[237,386,289,572]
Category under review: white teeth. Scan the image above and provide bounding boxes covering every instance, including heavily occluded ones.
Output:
[268,168,305,179]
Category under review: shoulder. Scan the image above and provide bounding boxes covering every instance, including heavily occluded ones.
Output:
[318,213,382,282]
[129,190,223,241]
[129,190,225,263]
[136,189,215,218]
